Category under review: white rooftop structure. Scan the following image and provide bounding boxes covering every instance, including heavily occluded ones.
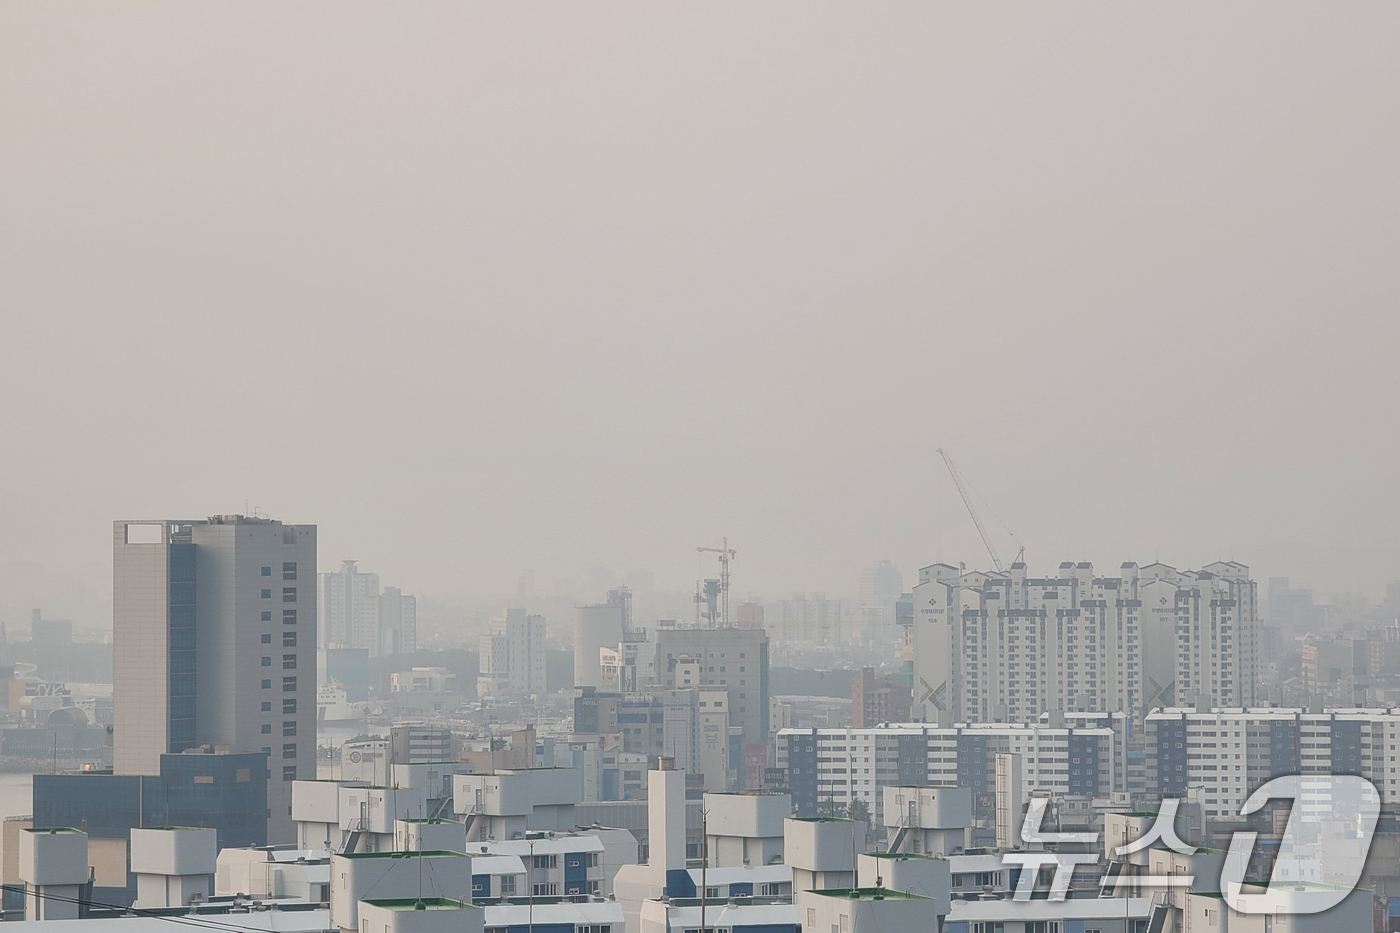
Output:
[947,897,1152,928]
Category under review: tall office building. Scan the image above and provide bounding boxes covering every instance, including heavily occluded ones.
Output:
[377,586,417,656]
[574,588,630,690]
[654,622,769,783]
[113,516,316,843]
[912,560,1259,724]
[317,560,380,653]
[477,608,546,696]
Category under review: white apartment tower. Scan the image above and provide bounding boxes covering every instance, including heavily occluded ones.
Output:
[113,516,317,843]
[477,608,546,696]
[912,560,1258,724]
[318,560,380,653]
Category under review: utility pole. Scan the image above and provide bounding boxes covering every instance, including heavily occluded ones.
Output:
[700,806,708,933]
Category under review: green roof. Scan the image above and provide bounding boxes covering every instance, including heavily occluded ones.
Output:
[363,898,478,911]
[867,852,943,861]
[808,888,927,901]
[25,827,83,834]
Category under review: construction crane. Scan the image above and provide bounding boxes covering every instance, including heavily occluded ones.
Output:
[937,448,1022,573]
[696,538,735,628]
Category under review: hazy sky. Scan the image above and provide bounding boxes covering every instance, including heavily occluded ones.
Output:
[2,4,1398,624]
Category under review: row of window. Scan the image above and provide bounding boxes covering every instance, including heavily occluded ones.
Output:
[260,563,298,580]
[260,610,299,624]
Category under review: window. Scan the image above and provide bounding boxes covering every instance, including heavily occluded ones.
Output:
[283,721,297,736]
[193,775,214,784]
[261,634,272,644]
[532,883,557,896]
[282,743,297,759]
[283,631,297,647]
[500,875,516,895]
[586,852,600,868]
[533,854,557,868]
[283,562,297,580]
[261,724,272,734]
[282,766,297,782]
[261,701,272,712]
[283,676,297,691]
[261,589,272,599]
[261,567,272,576]
[283,609,297,625]
[261,679,272,689]
[283,654,297,669]
[236,768,251,783]
[262,657,272,667]
[261,611,272,622]
[283,699,297,714]
[282,587,297,602]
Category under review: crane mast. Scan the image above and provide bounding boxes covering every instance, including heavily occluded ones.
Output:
[696,538,736,627]
[937,448,1005,573]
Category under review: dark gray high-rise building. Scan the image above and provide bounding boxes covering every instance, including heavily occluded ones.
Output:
[113,515,316,843]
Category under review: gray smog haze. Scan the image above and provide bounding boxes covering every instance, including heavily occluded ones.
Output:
[2,4,1398,623]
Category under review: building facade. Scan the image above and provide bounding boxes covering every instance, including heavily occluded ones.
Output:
[574,590,630,691]
[1145,706,1400,818]
[113,516,316,843]
[378,586,417,656]
[318,559,380,653]
[913,560,1259,725]
[654,623,769,751]
[776,720,1123,824]
[478,609,547,697]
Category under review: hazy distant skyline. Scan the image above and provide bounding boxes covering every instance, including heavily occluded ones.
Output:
[3,4,1398,626]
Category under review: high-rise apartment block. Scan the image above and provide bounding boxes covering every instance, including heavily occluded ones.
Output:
[318,560,416,657]
[777,716,1124,822]
[912,560,1259,724]
[113,516,317,843]
[477,608,546,696]
[1145,706,1400,816]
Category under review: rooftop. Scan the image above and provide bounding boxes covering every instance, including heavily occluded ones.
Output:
[336,849,467,860]
[806,888,926,901]
[948,898,1152,922]
[363,898,477,912]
